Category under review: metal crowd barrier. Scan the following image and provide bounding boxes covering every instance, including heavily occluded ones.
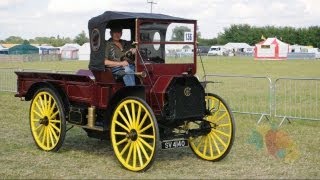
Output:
[0,68,18,92]
[274,77,320,126]
[0,68,75,92]
[203,74,272,123]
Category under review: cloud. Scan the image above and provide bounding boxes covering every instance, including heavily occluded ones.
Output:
[48,0,107,13]
[299,0,320,15]
[229,2,260,18]
[1,0,320,40]
[0,0,24,8]
[47,0,147,13]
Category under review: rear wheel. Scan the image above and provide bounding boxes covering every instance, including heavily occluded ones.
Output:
[111,97,159,172]
[189,93,235,161]
[29,87,66,151]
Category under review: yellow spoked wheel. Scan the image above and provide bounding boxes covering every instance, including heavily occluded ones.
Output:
[111,97,159,172]
[189,93,235,161]
[29,88,66,151]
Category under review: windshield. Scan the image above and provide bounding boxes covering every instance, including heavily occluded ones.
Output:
[138,21,195,64]
[210,47,220,51]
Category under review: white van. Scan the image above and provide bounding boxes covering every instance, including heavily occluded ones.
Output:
[207,46,224,56]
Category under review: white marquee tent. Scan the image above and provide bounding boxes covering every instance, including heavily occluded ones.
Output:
[78,42,90,61]
[60,43,80,60]
[224,42,251,51]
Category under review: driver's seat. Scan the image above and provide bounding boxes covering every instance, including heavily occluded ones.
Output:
[105,66,125,82]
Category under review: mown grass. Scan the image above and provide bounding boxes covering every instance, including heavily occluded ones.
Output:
[0,57,320,179]
[1,56,320,78]
[1,91,319,179]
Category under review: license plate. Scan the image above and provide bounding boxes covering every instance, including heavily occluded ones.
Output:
[161,139,189,149]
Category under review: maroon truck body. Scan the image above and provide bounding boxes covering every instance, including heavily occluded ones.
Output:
[15,63,196,115]
[16,70,122,109]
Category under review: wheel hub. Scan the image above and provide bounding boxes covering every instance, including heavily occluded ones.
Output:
[39,116,49,126]
[127,129,138,141]
[200,121,212,135]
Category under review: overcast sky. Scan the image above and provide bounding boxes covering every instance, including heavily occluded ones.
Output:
[0,0,319,40]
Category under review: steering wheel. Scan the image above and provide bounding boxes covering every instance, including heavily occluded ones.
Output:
[120,50,135,61]
[139,48,151,57]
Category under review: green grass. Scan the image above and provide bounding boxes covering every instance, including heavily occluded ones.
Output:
[0,57,320,178]
[1,91,319,179]
[1,56,320,78]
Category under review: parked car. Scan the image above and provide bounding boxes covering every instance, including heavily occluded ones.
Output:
[207,46,225,56]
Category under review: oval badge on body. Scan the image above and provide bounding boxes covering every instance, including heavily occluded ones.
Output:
[184,87,192,96]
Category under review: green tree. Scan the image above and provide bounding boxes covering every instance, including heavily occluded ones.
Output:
[4,36,24,44]
[216,24,320,47]
[196,25,201,40]
[198,38,219,46]
[74,30,89,46]
[171,26,191,41]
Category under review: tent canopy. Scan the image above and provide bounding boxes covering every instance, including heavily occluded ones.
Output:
[8,42,39,54]
[224,42,251,49]
[0,44,9,54]
[254,37,289,60]
[79,42,90,61]
[257,38,288,46]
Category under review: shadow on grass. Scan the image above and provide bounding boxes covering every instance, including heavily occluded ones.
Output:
[59,127,198,164]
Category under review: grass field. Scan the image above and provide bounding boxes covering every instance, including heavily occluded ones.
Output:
[1,56,320,78]
[0,57,319,179]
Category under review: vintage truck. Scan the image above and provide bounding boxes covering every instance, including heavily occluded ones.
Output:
[15,11,235,172]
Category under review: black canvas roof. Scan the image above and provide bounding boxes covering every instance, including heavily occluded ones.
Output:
[88,11,193,27]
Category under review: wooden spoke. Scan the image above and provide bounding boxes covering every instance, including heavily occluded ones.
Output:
[111,98,158,171]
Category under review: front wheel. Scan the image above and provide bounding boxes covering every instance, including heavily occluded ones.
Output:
[110,97,159,172]
[189,93,235,161]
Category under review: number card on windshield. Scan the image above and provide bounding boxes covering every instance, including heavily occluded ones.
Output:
[184,32,193,42]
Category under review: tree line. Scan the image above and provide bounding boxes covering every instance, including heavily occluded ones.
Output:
[0,31,89,47]
[198,24,320,48]
[2,25,320,48]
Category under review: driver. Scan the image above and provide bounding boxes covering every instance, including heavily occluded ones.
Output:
[104,26,136,86]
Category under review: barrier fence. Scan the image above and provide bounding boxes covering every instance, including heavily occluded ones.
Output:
[0,54,61,62]
[203,74,272,123]
[0,68,18,92]
[274,77,320,126]
[1,68,319,126]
